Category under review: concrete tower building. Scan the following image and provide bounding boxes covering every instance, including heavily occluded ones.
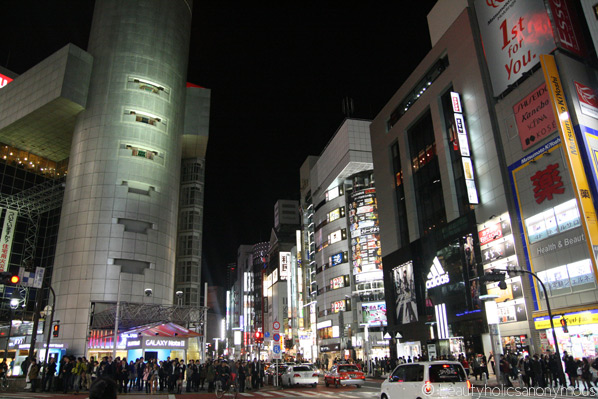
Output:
[51,0,194,354]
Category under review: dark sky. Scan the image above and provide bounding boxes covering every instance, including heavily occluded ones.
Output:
[0,1,438,286]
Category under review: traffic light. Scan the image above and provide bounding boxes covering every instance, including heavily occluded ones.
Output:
[0,272,19,285]
[560,317,568,333]
[255,331,263,344]
[53,324,60,338]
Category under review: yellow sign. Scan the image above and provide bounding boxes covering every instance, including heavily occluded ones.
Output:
[534,310,598,330]
[541,54,598,275]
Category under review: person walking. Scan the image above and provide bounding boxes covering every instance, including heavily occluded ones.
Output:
[28,359,40,393]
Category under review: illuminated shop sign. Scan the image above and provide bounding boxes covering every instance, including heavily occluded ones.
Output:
[326,186,344,202]
[524,199,580,244]
[279,252,291,280]
[327,207,345,223]
[0,73,13,89]
[331,300,347,313]
[355,270,383,283]
[145,339,186,348]
[317,320,332,329]
[329,251,346,266]
[426,257,450,289]
[320,343,340,352]
[513,83,557,150]
[329,275,349,290]
[451,92,478,204]
[328,229,346,245]
[534,308,598,330]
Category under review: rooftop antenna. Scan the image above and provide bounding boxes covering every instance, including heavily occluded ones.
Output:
[342,97,354,118]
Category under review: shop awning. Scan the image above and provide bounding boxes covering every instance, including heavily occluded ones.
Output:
[94,322,201,339]
[123,322,201,338]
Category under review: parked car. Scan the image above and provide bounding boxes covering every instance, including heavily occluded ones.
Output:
[380,361,471,399]
[325,364,366,387]
[302,363,322,376]
[281,364,319,388]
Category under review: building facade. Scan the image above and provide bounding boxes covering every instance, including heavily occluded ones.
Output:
[0,0,210,358]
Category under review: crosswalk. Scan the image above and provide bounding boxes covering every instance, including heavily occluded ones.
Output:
[237,389,378,398]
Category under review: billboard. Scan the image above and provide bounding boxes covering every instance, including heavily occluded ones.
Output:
[474,0,556,97]
[361,301,387,327]
[392,261,418,324]
[513,83,557,151]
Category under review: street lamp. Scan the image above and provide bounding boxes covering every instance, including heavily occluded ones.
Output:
[175,291,183,307]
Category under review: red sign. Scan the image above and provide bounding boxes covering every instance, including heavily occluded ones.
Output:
[478,223,503,246]
[513,83,557,150]
[531,163,565,204]
[0,73,12,89]
[575,81,598,120]
[547,0,586,58]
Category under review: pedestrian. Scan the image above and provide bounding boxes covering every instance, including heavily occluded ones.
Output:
[581,357,591,392]
[28,359,40,393]
[238,361,246,392]
[151,364,159,394]
[89,376,118,399]
[43,357,57,392]
[61,356,73,393]
[206,360,215,392]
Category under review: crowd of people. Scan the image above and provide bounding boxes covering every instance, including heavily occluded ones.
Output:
[6,355,268,395]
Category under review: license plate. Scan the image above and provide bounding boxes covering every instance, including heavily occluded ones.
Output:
[350,374,355,378]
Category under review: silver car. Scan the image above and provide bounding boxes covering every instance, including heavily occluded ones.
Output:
[281,364,319,388]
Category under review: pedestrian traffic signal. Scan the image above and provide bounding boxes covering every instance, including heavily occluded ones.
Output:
[0,272,19,285]
[255,331,263,343]
[53,324,60,337]
[560,317,568,333]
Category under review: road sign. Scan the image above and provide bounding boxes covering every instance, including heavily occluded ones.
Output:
[273,333,280,342]
[264,331,270,338]
[273,321,280,330]
[272,344,281,359]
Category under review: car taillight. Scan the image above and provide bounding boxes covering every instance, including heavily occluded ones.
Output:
[467,380,472,390]
[294,374,301,377]
[424,381,432,394]
[312,373,318,377]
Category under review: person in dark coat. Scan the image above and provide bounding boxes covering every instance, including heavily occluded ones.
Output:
[237,361,246,393]
[61,356,74,393]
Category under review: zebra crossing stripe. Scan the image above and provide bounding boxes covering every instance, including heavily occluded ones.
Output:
[258,393,274,396]
[240,393,254,396]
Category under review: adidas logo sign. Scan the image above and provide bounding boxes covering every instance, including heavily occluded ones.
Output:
[426,257,450,289]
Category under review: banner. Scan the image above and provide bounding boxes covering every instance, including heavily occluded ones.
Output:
[541,54,598,284]
[0,209,18,272]
[475,0,556,96]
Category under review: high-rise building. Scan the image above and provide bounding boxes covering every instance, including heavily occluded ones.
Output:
[370,0,598,361]
[0,0,209,358]
[300,118,387,366]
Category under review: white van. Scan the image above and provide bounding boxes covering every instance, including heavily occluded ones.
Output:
[380,361,471,399]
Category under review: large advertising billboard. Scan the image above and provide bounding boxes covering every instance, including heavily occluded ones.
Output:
[349,188,382,275]
[392,261,418,324]
[361,301,387,327]
[474,0,556,97]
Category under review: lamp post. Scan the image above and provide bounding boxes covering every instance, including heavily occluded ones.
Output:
[480,294,500,385]
[505,267,565,385]
[43,286,56,368]
[483,268,566,386]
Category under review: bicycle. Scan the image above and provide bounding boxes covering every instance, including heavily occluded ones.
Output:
[215,377,238,399]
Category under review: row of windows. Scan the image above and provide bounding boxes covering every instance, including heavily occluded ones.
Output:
[180,185,203,207]
[179,210,202,231]
[182,161,204,182]
[177,235,201,257]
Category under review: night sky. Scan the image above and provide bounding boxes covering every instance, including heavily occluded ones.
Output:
[0,1,438,286]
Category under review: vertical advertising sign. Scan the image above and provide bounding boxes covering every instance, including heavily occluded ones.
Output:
[546,0,587,58]
[541,54,598,275]
[0,209,18,273]
[451,92,479,204]
[392,261,418,324]
[279,252,291,280]
[474,0,556,97]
